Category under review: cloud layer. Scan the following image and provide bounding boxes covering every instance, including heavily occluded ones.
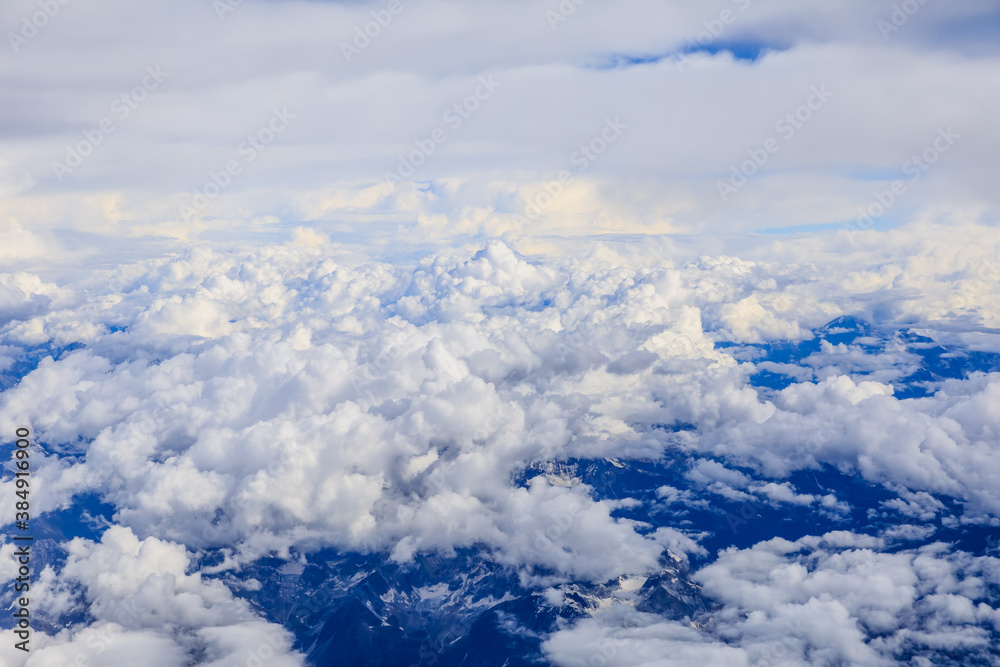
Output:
[1,224,1000,662]
[1,0,998,258]
[2,3,1000,660]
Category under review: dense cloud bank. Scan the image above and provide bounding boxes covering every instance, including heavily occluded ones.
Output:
[2,0,1000,249]
[2,227,1000,664]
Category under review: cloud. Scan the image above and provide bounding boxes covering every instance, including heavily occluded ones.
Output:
[0,0,998,256]
[544,532,1000,666]
[0,526,303,667]
[2,2,999,662]
[3,229,1000,560]
[1,227,1000,662]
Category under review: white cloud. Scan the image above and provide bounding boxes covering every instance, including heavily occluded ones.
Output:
[1,225,999,662]
[0,1,997,258]
[0,526,303,667]
[2,1,999,662]
[544,532,1000,666]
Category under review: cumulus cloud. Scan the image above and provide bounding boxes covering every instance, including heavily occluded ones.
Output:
[2,1,998,662]
[2,227,1000,662]
[3,230,1000,542]
[544,532,1000,666]
[0,526,303,666]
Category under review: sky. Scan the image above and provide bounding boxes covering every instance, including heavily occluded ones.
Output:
[0,0,999,267]
[2,1,1000,666]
